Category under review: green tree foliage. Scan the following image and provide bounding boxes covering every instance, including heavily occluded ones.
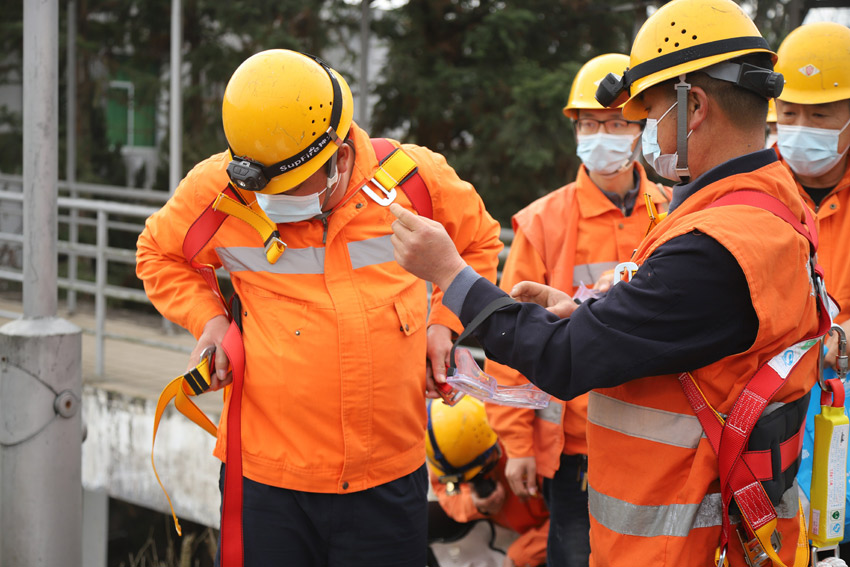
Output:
[371,0,639,223]
[0,0,357,186]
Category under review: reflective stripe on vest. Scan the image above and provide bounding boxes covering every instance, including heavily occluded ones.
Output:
[216,235,395,274]
[573,261,619,288]
[589,482,800,538]
[535,400,563,424]
[588,391,705,449]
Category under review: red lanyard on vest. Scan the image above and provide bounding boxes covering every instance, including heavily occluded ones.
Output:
[681,191,830,567]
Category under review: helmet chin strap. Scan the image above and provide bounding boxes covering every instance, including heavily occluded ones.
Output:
[675,75,692,183]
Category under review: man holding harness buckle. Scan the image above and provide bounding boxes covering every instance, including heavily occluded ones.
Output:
[389,0,829,565]
[136,49,502,567]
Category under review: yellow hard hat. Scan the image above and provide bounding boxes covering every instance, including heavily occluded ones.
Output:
[767,98,777,123]
[222,49,354,194]
[595,0,781,120]
[564,53,631,119]
[776,22,850,105]
[425,396,500,485]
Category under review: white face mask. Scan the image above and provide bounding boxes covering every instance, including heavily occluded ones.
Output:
[776,117,850,178]
[642,101,690,182]
[256,160,339,224]
[576,132,638,175]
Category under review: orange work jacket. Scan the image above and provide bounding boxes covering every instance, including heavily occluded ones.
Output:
[586,159,819,566]
[485,163,670,477]
[430,449,550,567]
[136,123,503,493]
[783,156,850,322]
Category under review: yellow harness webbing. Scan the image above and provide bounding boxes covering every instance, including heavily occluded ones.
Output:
[212,192,286,264]
[151,352,218,536]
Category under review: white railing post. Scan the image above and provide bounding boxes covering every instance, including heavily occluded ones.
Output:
[95,210,107,377]
[66,0,78,315]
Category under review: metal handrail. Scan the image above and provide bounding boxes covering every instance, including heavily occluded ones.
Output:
[0,186,188,375]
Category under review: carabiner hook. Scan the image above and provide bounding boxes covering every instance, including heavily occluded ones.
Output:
[820,324,848,390]
[832,324,848,381]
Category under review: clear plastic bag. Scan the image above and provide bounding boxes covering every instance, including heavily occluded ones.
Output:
[446,347,550,409]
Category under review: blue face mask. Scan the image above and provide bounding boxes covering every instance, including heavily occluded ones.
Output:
[776,117,850,178]
[255,160,339,224]
[576,132,638,175]
[642,101,686,182]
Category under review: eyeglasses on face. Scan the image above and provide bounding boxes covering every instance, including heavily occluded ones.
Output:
[575,117,642,135]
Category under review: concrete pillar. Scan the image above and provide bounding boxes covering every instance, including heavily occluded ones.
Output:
[0,318,83,567]
[1,0,85,565]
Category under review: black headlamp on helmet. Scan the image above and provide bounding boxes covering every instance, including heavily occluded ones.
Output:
[226,155,273,192]
[595,73,630,109]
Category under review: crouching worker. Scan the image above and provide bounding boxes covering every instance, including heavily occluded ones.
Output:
[426,396,549,567]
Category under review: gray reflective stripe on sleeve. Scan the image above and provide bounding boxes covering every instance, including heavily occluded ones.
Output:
[588,483,800,538]
[348,235,395,270]
[536,401,563,424]
[573,261,619,288]
[216,246,325,274]
[588,391,704,449]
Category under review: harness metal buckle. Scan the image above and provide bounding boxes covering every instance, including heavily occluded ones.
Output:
[736,525,781,567]
[362,179,397,206]
[811,544,840,567]
[612,262,639,286]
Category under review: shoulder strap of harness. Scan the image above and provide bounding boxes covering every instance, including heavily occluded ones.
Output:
[369,138,433,219]
[679,190,830,567]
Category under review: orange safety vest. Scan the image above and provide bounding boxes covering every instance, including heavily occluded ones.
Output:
[485,164,670,477]
[430,449,550,567]
[586,160,821,567]
[785,156,850,323]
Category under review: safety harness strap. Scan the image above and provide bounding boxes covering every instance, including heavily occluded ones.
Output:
[151,350,217,536]
[678,190,830,566]
[370,138,433,219]
[219,318,246,567]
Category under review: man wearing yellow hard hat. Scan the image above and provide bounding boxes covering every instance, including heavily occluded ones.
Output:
[426,396,549,567]
[774,22,850,369]
[389,0,824,565]
[483,53,669,567]
[137,49,503,566]
[772,21,850,556]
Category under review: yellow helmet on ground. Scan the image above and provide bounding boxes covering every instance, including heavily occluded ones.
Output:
[776,22,850,105]
[595,0,782,120]
[222,49,354,194]
[426,396,500,488]
[564,53,631,119]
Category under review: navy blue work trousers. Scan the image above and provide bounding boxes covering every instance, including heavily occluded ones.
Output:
[543,453,591,567]
[214,463,428,567]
